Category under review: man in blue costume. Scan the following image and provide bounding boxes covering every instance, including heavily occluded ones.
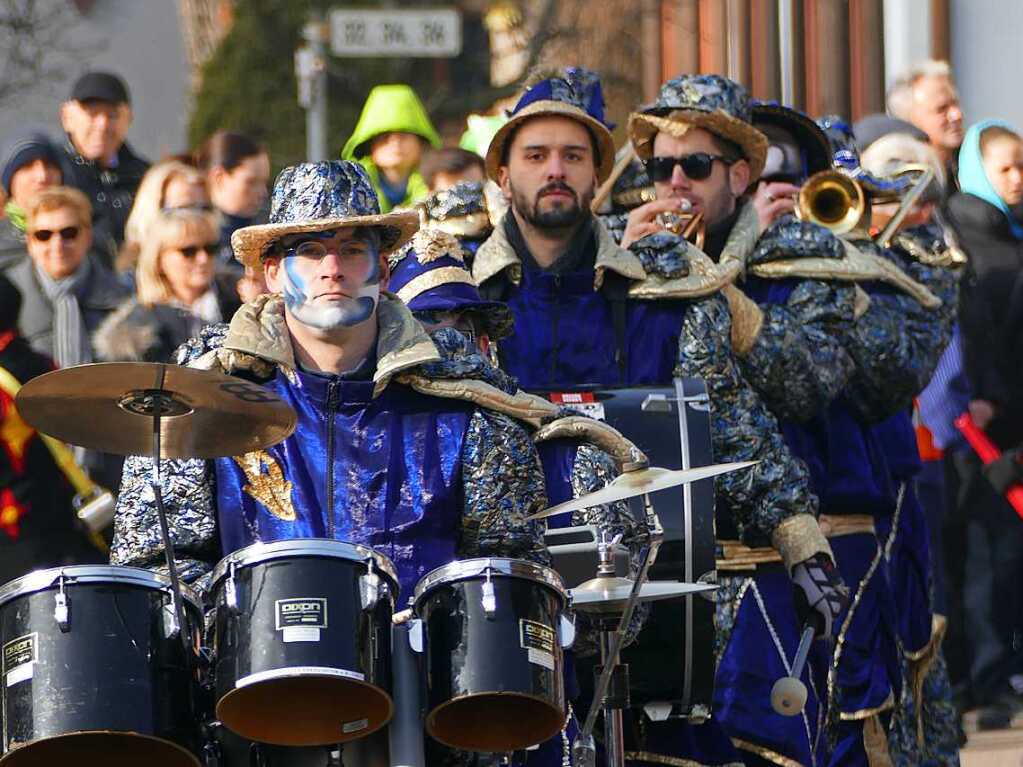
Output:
[473,67,848,767]
[618,79,864,767]
[110,161,566,765]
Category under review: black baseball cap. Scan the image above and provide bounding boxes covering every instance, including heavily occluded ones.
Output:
[69,71,130,105]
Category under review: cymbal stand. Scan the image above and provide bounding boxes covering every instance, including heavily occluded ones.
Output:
[574,493,663,767]
[143,364,193,659]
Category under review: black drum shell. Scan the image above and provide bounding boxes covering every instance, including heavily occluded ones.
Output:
[210,552,395,746]
[0,571,201,766]
[415,574,565,753]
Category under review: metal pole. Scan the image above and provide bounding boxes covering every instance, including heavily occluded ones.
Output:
[303,19,330,162]
[778,0,795,105]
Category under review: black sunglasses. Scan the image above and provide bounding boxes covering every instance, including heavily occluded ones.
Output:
[644,152,737,182]
[176,242,219,259]
[31,226,80,242]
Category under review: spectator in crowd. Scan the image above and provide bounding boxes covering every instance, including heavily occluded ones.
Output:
[341,84,441,211]
[0,130,64,271]
[119,159,209,275]
[59,71,150,266]
[6,187,128,367]
[197,130,270,269]
[420,147,486,192]
[944,120,1023,728]
[95,208,239,363]
[0,274,104,586]
[887,60,965,190]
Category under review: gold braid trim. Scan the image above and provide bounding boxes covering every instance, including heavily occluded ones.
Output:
[394,267,478,304]
[731,739,805,767]
[624,752,744,767]
[862,713,895,767]
[839,691,895,721]
[396,373,559,429]
[905,614,948,747]
[532,415,649,470]
[771,514,834,573]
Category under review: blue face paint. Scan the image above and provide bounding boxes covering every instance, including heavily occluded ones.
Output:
[279,233,381,331]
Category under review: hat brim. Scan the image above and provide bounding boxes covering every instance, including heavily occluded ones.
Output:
[485,100,616,184]
[628,109,768,182]
[231,211,421,269]
[751,104,833,176]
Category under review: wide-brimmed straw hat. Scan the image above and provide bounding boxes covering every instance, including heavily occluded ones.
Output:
[485,67,616,184]
[628,74,769,182]
[232,161,419,268]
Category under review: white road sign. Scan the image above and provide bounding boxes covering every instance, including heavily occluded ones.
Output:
[329,8,462,57]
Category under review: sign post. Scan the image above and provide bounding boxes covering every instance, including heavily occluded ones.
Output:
[295,19,330,162]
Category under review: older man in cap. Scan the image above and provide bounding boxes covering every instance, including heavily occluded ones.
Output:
[111,160,576,765]
[59,71,150,264]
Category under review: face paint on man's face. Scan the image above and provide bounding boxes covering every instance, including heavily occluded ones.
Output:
[278,233,382,331]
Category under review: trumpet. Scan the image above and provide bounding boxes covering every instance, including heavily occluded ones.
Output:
[655,199,706,249]
[795,170,868,235]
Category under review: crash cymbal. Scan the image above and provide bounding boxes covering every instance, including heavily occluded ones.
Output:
[526,462,756,522]
[15,362,296,459]
[569,575,716,613]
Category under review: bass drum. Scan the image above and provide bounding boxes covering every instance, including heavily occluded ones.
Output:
[209,539,397,747]
[413,558,568,753]
[0,565,202,767]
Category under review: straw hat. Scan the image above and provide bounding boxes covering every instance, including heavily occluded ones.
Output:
[231,161,419,269]
[485,67,616,184]
[628,74,769,182]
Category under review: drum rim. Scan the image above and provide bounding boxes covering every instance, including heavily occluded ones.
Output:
[0,564,202,612]
[209,538,399,588]
[413,557,567,606]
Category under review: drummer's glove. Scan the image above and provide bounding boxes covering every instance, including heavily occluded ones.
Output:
[790,553,849,639]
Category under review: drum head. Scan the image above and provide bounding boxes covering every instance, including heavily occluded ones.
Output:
[426,692,563,753]
[216,675,392,746]
[0,732,199,767]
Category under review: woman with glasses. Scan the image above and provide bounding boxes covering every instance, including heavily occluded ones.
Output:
[6,186,129,367]
[94,208,239,363]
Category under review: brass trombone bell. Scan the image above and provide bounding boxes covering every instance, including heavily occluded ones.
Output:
[795,170,867,235]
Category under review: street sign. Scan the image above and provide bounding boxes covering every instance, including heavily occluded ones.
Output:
[329,8,462,58]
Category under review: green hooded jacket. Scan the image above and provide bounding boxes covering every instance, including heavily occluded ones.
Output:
[341,84,441,212]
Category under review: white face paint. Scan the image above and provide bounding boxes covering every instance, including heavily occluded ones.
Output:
[276,230,381,331]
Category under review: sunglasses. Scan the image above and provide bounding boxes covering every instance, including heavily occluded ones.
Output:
[31,226,81,242]
[644,153,737,182]
[174,243,219,259]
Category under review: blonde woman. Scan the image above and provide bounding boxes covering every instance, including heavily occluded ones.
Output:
[94,208,239,362]
[118,159,209,274]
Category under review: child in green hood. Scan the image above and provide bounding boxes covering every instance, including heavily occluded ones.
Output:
[341,84,441,212]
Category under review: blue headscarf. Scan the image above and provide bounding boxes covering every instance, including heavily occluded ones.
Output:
[958,119,1023,240]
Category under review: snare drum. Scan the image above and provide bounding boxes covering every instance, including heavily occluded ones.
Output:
[0,565,202,767]
[209,539,398,747]
[413,558,568,753]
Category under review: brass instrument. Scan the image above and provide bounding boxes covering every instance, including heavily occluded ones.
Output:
[795,170,868,235]
[656,200,706,250]
[874,164,935,247]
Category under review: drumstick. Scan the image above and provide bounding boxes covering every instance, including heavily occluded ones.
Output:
[770,623,814,716]
[591,143,637,212]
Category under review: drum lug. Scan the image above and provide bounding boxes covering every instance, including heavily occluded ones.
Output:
[687,703,711,724]
[482,569,497,619]
[559,613,576,649]
[54,573,71,632]
[360,559,381,611]
[407,618,424,653]
[163,601,180,639]
[224,561,240,613]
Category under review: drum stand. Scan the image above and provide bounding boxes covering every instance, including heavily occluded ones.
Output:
[573,493,663,767]
[134,366,194,658]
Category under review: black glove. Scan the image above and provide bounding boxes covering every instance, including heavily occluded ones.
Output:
[790,553,849,638]
[983,448,1023,496]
